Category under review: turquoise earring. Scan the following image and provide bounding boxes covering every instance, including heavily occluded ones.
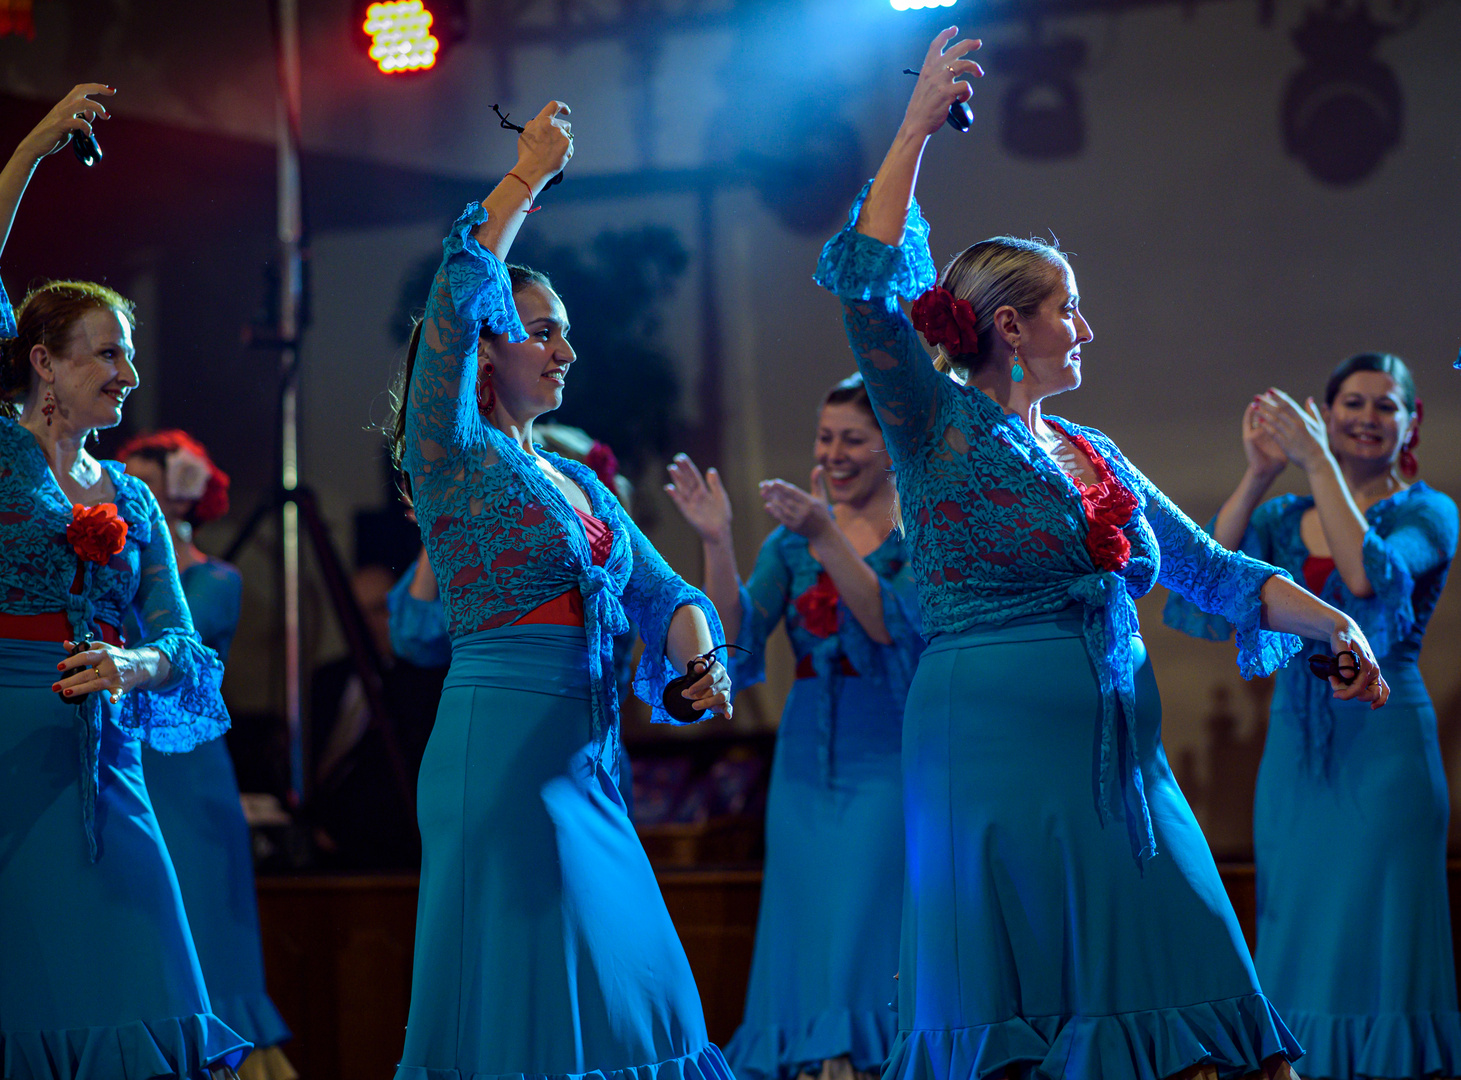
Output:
[1011,347,1025,383]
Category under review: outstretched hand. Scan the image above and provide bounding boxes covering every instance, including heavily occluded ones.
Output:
[515,100,573,189]
[665,453,733,543]
[18,85,115,164]
[759,473,835,540]
[901,29,982,140]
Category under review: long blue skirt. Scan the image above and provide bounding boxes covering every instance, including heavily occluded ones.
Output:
[725,674,902,1080]
[0,639,250,1080]
[142,739,292,1053]
[1255,660,1461,1079]
[889,610,1301,1080]
[395,625,732,1080]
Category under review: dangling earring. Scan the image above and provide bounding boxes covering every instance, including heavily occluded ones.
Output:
[1010,346,1025,384]
[1399,399,1423,480]
[477,361,496,416]
[41,387,56,426]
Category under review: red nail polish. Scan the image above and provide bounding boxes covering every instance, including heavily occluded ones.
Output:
[57,663,64,670]
[63,689,73,696]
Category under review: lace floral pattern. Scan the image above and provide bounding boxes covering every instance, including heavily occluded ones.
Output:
[0,415,229,857]
[813,183,1299,860]
[401,204,722,763]
[733,526,923,784]
[1164,484,1458,764]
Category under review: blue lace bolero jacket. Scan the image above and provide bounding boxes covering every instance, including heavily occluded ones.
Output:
[1164,484,1457,761]
[813,183,1301,861]
[733,525,922,781]
[401,204,723,751]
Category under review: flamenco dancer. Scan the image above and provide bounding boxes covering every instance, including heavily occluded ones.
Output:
[388,100,735,1080]
[1166,354,1460,1080]
[0,88,246,1079]
[814,32,1391,1080]
[665,373,920,1080]
[118,431,296,1080]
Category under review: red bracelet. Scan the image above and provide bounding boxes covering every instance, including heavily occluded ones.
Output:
[504,171,540,212]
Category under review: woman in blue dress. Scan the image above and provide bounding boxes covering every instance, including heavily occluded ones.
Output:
[664,374,921,1080]
[1165,354,1460,1080]
[0,87,246,1080]
[118,430,296,1080]
[814,32,1392,1080]
[387,100,735,1080]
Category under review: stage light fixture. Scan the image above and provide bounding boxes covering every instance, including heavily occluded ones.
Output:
[363,1,440,73]
[1281,3,1402,187]
[997,37,1088,161]
[889,0,958,10]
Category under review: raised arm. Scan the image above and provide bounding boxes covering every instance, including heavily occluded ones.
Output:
[1213,397,1289,549]
[0,85,114,262]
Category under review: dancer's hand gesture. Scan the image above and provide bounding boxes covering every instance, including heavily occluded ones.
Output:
[665,453,732,544]
[17,85,115,164]
[1254,388,1331,474]
[1242,397,1288,480]
[515,100,573,188]
[759,474,835,541]
[1329,619,1389,709]
[901,29,982,140]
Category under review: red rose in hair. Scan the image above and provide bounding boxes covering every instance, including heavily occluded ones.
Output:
[911,287,980,356]
[68,503,129,564]
[794,572,841,638]
[585,440,619,489]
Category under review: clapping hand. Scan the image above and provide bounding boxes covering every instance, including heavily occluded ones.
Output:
[665,453,732,543]
[759,469,835,540]
[1253,388,1331,473]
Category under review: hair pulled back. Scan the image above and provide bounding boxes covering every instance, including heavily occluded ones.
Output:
[388,263,554,481]
[932,237,1068,378]
[1,280,136,418]
[820,371,875,421]
[1323,352,1416,412]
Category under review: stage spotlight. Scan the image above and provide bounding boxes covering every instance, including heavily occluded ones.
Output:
[889,0,958,10]
[997,37,1088,161]
[1281,3,1402,187]
[357,0,467,74]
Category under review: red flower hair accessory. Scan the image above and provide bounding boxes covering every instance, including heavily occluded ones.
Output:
[794,571,841,638]
[114,429,231,526]
[585,440,620,490]
[68,503,129,564]
[911,286,980,357]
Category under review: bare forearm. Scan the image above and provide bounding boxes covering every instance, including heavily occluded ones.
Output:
[855,126,929,246]
[471,165,551,263]
[666,603,716,671]
[1213,467,1278,550]
[809,529,890,644]
[1306,458,1373,597]
[699,531,743,641]
[1259,575,1344,640]
[0,148,38,260]
[408,548,440,602]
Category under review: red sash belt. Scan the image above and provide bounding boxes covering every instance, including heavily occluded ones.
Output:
[0,611,122,646]
[795,654,860,679]
[515,589,586,628]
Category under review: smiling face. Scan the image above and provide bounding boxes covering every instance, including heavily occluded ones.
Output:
[1015,261,1092,397]
[480,282,575,423]
[1323,369,1412,470]
[38,307,138,433]
[814,401,891,507]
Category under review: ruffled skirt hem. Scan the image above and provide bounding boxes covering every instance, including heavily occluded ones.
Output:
[393,1042,735,1080]
[208,993,291,1052]
[1282,1008,1461,1079]
[725,1007,898,1080]
[0,1012,251,1080]
[883,992,1302,1080]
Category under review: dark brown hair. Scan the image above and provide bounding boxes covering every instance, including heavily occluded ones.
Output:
[1,280,136,418]
[1323,352,1416,412]
[821,371,876,420]
[388,263,554,479]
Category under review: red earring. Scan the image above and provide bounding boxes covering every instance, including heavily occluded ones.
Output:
[1400,400,1423,479]
[477,361,496,417]
[41,387,56,426]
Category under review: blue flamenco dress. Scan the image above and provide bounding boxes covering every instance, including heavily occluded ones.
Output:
[723,526,923,1080]
[813,185,1308,1080]
[134,559,294,1072]
[1165,485,1461,1079]
[395,203,732,1080]
[0,386,248,1074]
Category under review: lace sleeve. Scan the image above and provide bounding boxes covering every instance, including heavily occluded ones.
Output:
[1161,501,1286,643]
[1,276,14,336]
[814,181,947,465]
[388,565,453,668]
[614,505,726,725]
[121,486,229,752]
[729,529,793,691]
[839,551,924,707]
[402,204,525,483]
[1341,487,1458,657]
